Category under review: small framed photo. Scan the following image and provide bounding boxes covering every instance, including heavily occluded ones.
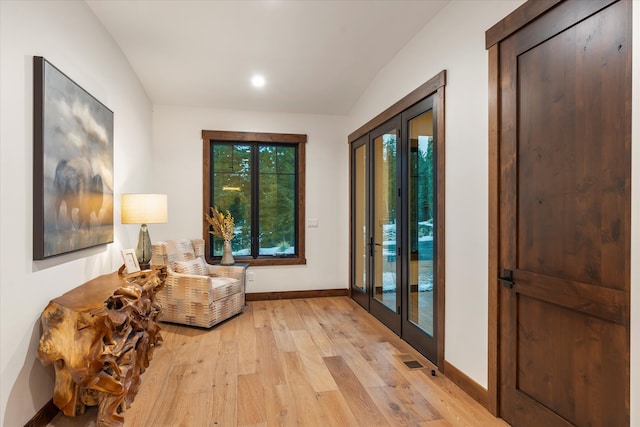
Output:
[121,249,140,274]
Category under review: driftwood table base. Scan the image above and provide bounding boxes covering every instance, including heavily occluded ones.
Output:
[38,267,166,427]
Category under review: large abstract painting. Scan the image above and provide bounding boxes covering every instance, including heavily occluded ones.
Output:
[33,56,114,259]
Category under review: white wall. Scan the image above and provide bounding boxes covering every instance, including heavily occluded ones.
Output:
[0,1,153,425]
[152,106,349,293]
[346,4,639,425]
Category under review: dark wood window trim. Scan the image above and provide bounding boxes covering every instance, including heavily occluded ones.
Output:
[202,130,307,267]
[348,70,446,369]
[348,70,446,143]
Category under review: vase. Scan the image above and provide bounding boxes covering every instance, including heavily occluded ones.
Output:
[220,239,235,265]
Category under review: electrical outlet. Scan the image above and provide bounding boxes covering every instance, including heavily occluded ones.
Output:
[247,271,255,282]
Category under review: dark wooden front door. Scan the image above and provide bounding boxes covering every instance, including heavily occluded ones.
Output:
[497,1,631,425]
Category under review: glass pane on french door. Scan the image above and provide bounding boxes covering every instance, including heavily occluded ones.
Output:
[408,110,434,335]
[353,143,367,293]
[373,129,398,312]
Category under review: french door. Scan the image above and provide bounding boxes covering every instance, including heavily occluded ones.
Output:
[352,117,402,334]
[351,96,438,362]
[401,98,437,362]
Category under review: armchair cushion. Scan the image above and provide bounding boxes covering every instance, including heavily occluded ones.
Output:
[209,276,243,302]
[174,257,209,276]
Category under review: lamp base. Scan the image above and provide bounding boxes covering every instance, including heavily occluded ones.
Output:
[136,224,152,269]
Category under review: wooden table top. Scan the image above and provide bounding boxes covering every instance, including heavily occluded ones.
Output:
[50,269,162,312]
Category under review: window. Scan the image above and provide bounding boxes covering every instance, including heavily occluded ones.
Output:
[202,130,306,266]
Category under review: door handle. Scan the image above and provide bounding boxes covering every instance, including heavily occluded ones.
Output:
[498,269,515,289]
[367,237,382,257]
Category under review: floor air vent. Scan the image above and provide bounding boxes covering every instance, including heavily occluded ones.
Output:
[394,353,425,370]
[403,360,424,369]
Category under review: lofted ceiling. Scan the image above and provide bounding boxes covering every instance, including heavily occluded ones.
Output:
[86,0,449,115]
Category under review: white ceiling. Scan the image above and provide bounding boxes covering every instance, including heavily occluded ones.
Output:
[86,0,449,115]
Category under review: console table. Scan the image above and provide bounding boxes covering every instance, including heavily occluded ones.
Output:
[37,267,166,427]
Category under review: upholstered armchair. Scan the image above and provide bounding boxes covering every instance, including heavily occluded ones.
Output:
[150,239,245,328]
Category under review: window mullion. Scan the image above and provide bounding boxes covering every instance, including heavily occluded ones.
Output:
[251,144,259,258]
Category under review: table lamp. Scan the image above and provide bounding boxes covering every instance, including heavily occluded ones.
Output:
[121,193,168,269]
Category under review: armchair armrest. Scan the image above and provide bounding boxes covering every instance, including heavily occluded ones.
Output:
[165,269,212,293]
[206,265,219,277]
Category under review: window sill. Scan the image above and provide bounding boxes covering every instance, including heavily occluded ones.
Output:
[206,256,307,267]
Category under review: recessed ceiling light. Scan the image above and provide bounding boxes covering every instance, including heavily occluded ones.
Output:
[251,74,266,88]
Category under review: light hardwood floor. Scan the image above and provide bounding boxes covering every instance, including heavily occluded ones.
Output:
[49,297,508,427]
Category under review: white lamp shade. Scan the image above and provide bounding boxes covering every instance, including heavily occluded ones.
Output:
[121,194,168,224]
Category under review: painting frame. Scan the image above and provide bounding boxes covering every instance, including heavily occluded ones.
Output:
[33,56,114,260]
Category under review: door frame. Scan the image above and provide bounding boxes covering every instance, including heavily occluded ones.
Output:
[348,70,446,368]
[485,0,628,416]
